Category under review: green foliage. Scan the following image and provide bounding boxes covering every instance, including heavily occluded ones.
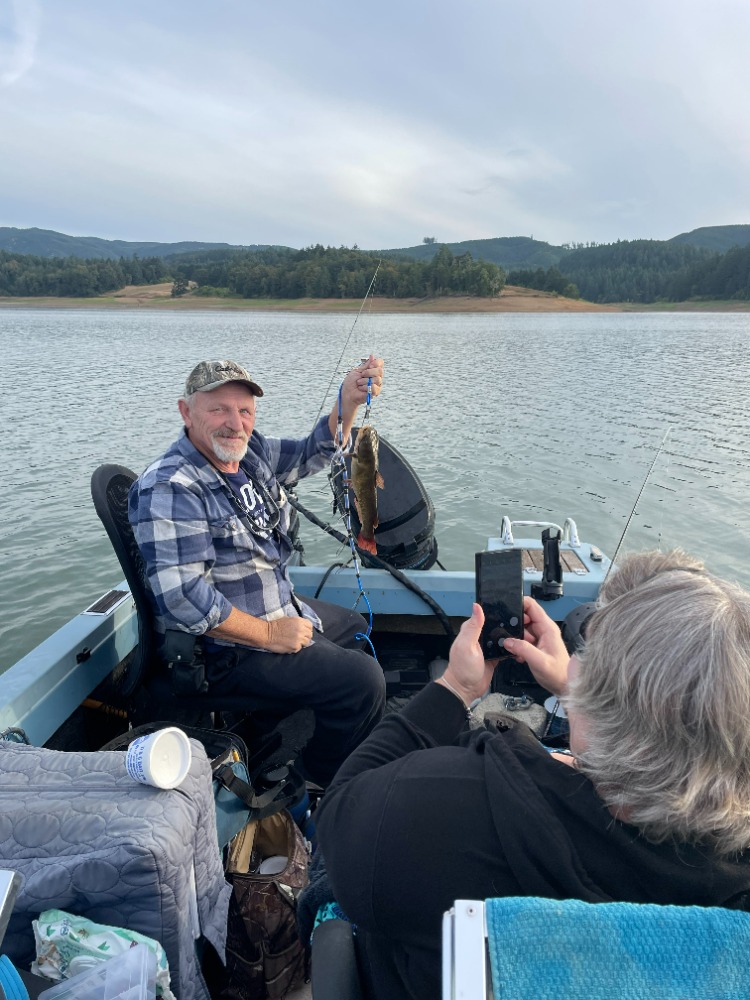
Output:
[168,244,506,299]
[0,251,167,296]
[669,243,750,300]
[507,266,580,298]
[7,231,747,304]
[556,240,713,303]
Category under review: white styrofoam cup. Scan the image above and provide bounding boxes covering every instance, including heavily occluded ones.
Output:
[125,727,191,789]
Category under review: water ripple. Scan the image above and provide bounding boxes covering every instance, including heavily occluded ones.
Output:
[1,309,749,669]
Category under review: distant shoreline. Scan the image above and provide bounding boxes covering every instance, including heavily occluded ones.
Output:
[1,284,749,313]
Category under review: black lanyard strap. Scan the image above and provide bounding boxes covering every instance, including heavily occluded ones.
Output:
[217,469,281,538]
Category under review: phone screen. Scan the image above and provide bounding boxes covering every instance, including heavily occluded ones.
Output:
[475,549,524,657]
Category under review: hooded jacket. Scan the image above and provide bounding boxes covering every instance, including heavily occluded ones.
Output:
[317,683,750,1000]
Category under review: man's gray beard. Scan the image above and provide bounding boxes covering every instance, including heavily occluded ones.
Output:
[212,435,249,463]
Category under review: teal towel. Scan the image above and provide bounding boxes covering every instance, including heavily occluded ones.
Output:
[486,897,750,999]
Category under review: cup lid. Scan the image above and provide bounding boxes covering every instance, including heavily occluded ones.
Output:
[148,727,192,788]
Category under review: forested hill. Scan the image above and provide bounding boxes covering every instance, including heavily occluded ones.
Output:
[4,223,750,276]
[668,225,750,253]
[555,240,712,302]
[0,226,568,271]
[509,238,750,303]
[382,236,569,270]
[0,227,285,260]
[3,225,750,303]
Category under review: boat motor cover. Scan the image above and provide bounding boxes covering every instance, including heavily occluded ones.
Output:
[0,739,231,1000]
[336,430,437,570]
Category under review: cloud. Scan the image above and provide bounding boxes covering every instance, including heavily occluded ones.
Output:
[2,0,750,247]
[0,0,40,87]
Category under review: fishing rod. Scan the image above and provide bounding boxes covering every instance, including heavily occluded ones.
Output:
[604,425,674,582]
[310,259,382,433]
[541,427,676,740]
[305,262,384,652]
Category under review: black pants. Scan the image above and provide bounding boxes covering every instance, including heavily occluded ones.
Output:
[204,598,386,786]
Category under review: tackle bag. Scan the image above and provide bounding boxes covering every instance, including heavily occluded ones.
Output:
[219,809,311,1000]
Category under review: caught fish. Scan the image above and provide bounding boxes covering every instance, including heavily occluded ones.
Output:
[350,425,384,555]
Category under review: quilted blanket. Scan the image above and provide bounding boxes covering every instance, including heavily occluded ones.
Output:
[0,739,231,1000]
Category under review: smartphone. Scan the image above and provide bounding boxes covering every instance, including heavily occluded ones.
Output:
[475,549,524,658]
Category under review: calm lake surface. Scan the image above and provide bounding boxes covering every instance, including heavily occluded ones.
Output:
[1,308,749,670]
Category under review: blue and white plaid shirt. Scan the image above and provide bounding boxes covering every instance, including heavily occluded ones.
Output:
[128,416,338,648]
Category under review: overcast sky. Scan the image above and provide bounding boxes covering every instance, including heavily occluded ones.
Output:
[2,0,750,250]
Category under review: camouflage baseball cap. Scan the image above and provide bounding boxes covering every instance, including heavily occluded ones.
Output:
[185,360,264,397]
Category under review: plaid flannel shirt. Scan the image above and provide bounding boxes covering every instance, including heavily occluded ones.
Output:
[128,416,338,648]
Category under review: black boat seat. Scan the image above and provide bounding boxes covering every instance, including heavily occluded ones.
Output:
[90,463,291,727]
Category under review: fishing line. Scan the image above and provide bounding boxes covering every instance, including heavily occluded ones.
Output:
[657,430,674,552]
[605,425,674,582]
[329,378,376,646]
[297,261,383,649]
[310,260,382,432]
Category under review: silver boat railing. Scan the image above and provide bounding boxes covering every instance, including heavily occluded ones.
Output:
[500,517,580,547]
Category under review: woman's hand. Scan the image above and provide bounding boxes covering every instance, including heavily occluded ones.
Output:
[502,596,570,696]
[437,603,497,706]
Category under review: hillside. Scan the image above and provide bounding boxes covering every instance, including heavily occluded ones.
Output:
[0,226,571,270]
[0,227,286,260]
[4,224,750,305]
[381,236,569,270]
[669,225,750,253]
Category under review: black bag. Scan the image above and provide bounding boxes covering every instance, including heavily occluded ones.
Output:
[220,809,311,999]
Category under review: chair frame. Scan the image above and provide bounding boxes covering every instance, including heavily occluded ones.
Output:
[442,900,489,1000]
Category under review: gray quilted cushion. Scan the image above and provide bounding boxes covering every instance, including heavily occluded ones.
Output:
[0,739,231,1000]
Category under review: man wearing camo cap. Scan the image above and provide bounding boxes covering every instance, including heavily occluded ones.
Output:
[129,356,386,787]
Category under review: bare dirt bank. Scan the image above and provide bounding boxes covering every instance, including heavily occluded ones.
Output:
[0,284,615,312]
[1,284,748,312]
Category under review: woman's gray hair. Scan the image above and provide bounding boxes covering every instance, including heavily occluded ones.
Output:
[568,550,750,856]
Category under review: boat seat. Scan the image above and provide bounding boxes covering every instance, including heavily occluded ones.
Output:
[90,463,291,729]
[442,897,750,999]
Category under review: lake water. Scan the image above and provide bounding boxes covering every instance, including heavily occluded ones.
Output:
[1,308,749,670]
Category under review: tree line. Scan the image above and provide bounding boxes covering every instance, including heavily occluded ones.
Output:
[506,266,580,299]
[0,244,506,299]
[170,244,506,299]
[556,240,712,303]
[513,239,750,304]
[3,237,749,303]
[0,251,167,296]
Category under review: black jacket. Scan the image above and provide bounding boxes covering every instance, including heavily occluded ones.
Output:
[316,682,750,1000]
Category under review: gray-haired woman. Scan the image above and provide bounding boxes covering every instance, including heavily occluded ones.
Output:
[316,550,750,1000]
[509,549,750,855]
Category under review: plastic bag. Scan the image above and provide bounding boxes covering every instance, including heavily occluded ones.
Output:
[32,909,176,1000]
